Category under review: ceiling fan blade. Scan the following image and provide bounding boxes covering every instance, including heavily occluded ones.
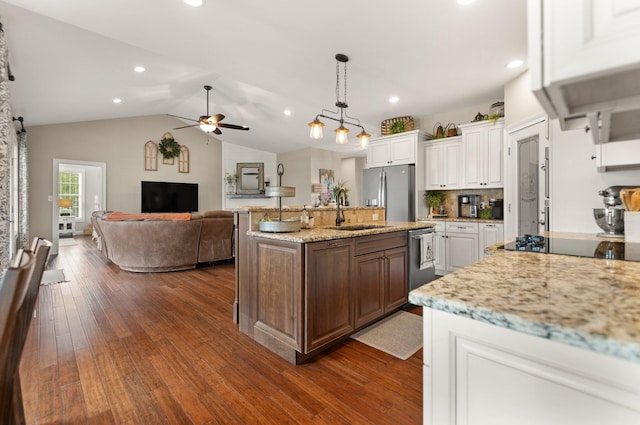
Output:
[213,128,223,135]
[218,123,250,131]
[173,124,200,130]
[168,114,198,122]
[210,114,225,123]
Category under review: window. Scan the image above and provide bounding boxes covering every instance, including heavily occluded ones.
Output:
[59,168,84,219]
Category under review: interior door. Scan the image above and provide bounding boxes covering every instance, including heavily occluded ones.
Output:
[505,118,549,239]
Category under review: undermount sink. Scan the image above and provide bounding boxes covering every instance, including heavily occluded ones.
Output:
[329,224,388,231]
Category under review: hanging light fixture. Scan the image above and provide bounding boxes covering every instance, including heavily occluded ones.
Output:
[308,53,371,148]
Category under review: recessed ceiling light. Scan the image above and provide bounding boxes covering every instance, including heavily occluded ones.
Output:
[134,66,146,73]
[184,0,204,7]
[457,0,475,5]
[507,59,524,69]
[389,96,399,104]
[284,109,292,116]
[113,98,122,104]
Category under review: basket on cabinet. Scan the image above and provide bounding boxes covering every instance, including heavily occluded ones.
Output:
[380,116,415,136]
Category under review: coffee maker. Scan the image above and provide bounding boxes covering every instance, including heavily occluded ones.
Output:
[458,195,479,218]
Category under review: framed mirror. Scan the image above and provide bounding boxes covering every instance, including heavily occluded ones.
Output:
[236,162,264,194]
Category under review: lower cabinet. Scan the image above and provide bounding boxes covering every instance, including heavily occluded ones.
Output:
[423,308,640,424]
[243,231,409,363]
[354,243,408,328]
[433,221,504,275]
[305,239,355,352]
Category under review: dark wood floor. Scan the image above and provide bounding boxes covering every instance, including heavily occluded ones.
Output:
[20,236,422,424]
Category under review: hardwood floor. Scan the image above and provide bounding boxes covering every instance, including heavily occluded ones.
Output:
[20,236,422,424]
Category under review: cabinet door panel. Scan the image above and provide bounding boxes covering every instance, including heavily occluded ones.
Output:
[354,252,385,328]
[425,144,443,189]
[479,224,504,259]
[390,137,416,165]
[255,240,304,350]
[385,246,408,311]
[443,142,463,189]
[446,233,478,272]
[434,233,447,275]
[463,130,483,188]
[306,241,354,352]
[368,142,390,168]
[485,126,504,187]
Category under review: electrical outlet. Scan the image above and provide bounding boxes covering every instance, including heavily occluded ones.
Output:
[48,195,52,202]
[372,213,379,221]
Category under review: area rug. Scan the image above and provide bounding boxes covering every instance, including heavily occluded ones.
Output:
[59,238,77,247]
[41,269,67,285]
[350,311,423,360]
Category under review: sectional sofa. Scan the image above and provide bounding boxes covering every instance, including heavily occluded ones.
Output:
[91,210,234,272]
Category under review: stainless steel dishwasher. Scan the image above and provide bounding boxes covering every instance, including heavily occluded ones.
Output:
[408,227,436,293]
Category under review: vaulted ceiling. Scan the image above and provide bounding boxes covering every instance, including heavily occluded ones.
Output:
[1,0,527,156]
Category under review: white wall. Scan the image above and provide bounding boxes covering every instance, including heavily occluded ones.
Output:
[222,142,277,210]
[550,120,640,233]
[341,157,365,206]
[28,115,223,241]
[504,70,545,127]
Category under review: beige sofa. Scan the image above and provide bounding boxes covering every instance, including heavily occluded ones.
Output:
[91,210,234,272]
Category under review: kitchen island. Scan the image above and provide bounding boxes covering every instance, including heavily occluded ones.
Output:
[235,206,434,364]
[409,233,640,424]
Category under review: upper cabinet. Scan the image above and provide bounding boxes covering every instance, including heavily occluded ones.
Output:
[424,137,463,190]
[367,130,426,168]
[459,120,504,189]
[529,0,640,144]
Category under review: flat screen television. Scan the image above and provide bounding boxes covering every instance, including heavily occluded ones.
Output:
[141,181,198,213]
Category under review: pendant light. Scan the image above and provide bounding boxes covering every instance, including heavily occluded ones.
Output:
[308,54,370,147]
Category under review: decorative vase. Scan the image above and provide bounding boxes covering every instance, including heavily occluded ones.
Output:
[227,183,236,194]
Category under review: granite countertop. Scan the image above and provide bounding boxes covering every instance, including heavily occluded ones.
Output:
[248,221,435,243]
[409,234,640,363]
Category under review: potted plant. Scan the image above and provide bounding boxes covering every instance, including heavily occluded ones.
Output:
[390,120,406,134]
[225,172,238,194]
[424,190,446,217]
[332,180,350,205]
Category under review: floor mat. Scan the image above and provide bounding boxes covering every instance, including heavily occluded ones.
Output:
[41,269,67,285]
[350,311,422,360]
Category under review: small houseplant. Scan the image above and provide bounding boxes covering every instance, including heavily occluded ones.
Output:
[332,180,350,205]
[390,120,406,134]
[424,190,446,216]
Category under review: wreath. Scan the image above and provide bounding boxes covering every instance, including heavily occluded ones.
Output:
[159,137,181,159]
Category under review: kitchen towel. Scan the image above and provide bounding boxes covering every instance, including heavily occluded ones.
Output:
[419,233,434,270]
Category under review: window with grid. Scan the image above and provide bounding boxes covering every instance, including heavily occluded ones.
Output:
[59,170,83,219]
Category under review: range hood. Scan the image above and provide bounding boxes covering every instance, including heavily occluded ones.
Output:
[528,0,640,147]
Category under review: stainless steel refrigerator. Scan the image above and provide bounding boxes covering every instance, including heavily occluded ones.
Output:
[363,164,415,222]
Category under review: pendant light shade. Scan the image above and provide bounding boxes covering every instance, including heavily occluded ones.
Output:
[309,53,369,147]
[200,123,217,133]
[308,118,325,139]
[335,125,349,144]
[357,129,371,148]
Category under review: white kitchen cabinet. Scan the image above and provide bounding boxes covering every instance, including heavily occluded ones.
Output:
[433,222,446,275]
[366,130,425,168]
[460,120,504,189]
[58,216,76,237]
[529,0,640,143]
[423,137,463,190]
[479,222,504,259]
[423,308,640,425]
[433,221,480,275]
[445,222,478,273]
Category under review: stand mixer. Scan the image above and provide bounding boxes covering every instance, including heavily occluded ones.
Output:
[594,186,627,238]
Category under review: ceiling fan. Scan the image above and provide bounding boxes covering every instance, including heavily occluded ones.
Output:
[169,85,250,135]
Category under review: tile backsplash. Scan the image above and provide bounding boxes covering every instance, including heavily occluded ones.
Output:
[437,189,504,217]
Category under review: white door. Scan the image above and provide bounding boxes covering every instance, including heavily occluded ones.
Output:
[505,117,549,240]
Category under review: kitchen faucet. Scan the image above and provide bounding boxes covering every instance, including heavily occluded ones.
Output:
[335,189,347,226]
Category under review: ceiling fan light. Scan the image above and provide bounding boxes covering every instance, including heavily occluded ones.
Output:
[357,130,371,148]
[335,125,349,145]
[200,123,217,133]
[308,119,325,139]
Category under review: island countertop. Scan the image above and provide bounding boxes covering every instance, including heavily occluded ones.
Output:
[247,221,435,243]
[409,235,640,364]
